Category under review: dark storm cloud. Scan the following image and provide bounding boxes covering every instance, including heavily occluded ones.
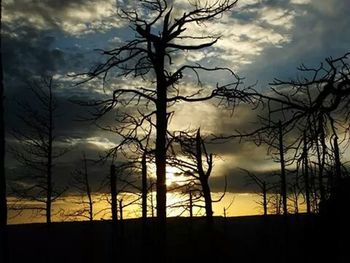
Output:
[209,168,279,193]
[2,26,64,81]
[6,136,116,195]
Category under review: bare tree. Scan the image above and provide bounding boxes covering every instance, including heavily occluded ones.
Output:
[10,77,66,224]
[302,132,311,214]
[95,110,154,225]
[288,180,300,214]
[170,129,226,224]
[278,121,288,215]
[141,150,148,225]
[241,169,270,216]
[268,188,282,215]
[110,164,118,223]
[221,52,350,214]
[75,0,244,228]
[108,162,144,221]
[68,153,94,221]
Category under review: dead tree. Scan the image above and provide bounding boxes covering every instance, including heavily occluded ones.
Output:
[75,0,244,227]
[110,164,117,223]
[288,180,300,214]
[119,199,123,221]
[69,153,94,221]
[221,52,350,214]
[332,134,341,189]
[277,121,288,215]
[241,169,269,216]
[109,162,144,220]
[171,129,226,224]
[268,185,283,215]
[98,111,154,225]
[10,77,67,224]
[141,150,148,224]
[302,132,311,214]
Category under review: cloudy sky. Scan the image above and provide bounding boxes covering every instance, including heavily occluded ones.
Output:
[2,0,350,197]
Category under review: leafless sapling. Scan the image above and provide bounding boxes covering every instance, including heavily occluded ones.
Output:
[241,168,270,216]
[170,129,226,224]
[9,77,67,224]
[68,152,95,221]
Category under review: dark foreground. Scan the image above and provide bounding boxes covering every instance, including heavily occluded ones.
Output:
[3,214,350,263]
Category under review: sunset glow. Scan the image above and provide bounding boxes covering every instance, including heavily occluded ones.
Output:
[2,0,350,227]
[1,1,349,262]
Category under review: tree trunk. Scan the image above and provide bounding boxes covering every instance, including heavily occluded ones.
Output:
[201,179,213,224]
[83,155,93,221]
[155,78,167,261]
[278,121,288,216]
[333,135,341,188]
[141,151,147,224]
[189,190,193,218]
[110,164,117,223]
[303,133,311,214]
[195,129,213,224]
[316,116,326,204]
[150,182,154,218]
[119,200,123,221]
[155,51,167,227]
[263,182,267,216]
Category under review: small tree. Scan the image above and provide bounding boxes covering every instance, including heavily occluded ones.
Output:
[171,129,226,224]
[241,169,270,216]
[95,110,154,225]
[109,162,143,221]
[69,153,94,221]
[10,77,67,224]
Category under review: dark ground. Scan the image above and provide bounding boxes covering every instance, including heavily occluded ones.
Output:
[4,214,350,263]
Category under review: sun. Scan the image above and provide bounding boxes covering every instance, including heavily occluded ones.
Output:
[148,164,189,187]
[166,166,188,187]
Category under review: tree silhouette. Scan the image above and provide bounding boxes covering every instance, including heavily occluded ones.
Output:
[110,164,117,223]
[174,129,214,222]
[278,121,288,215]
[302,132,311,214]
[10,77,67,224]
[91,108,154,227]
[241,168,270,216]
[222,52,350,214]
[68,153,95,221]
[75,0,244,229]
[264,54,350,212]
[169,129,226,223]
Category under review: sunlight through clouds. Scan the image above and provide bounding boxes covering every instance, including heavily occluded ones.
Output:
[67,137,117,150]
[161,0,299,69]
